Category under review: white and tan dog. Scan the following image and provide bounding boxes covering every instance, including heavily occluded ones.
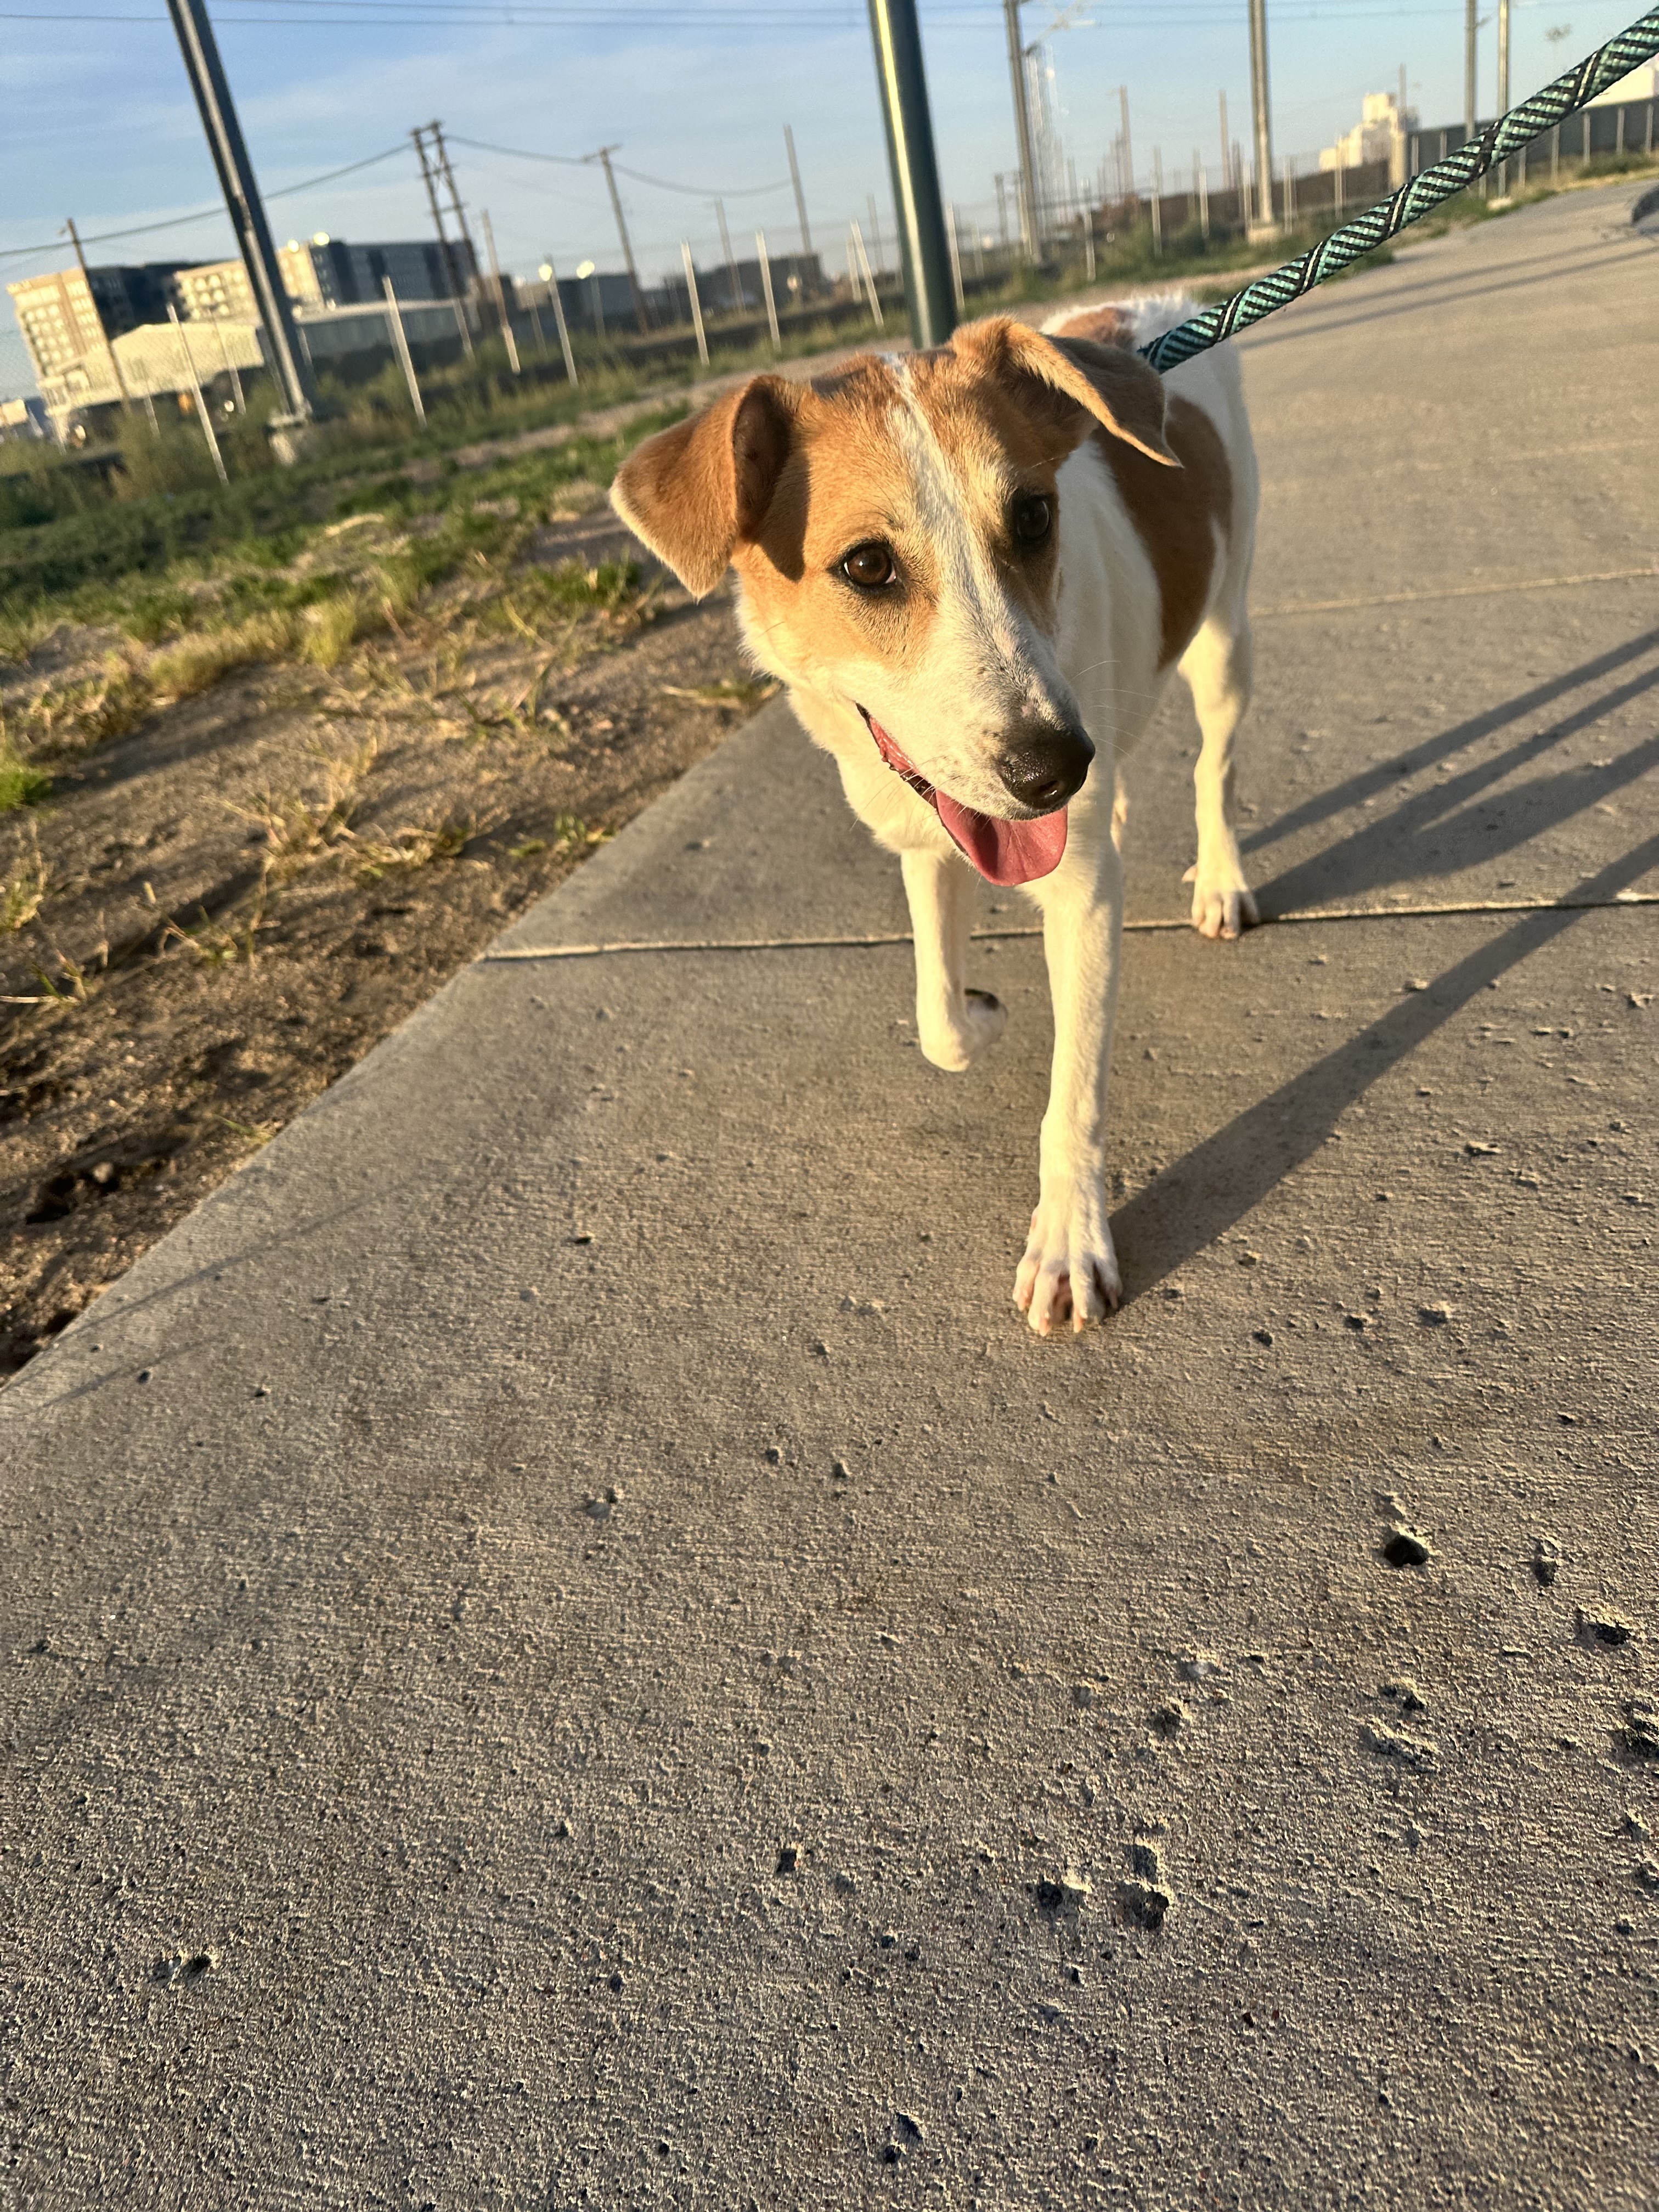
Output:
[613,295,1258,1335]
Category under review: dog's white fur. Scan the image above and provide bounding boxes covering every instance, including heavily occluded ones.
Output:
[614,297,1259,1335]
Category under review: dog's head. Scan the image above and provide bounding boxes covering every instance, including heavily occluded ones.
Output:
[612,317,1176,860]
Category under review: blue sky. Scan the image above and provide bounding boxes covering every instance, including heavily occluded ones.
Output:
[1,1,1638,396]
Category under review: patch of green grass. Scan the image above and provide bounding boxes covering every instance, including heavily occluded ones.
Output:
[0,747,52,811]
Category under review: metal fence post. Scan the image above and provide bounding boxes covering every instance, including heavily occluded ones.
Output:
[167,303,228,486]
[382,276,426,428]
[755,230,781,351]
[540,258,579,386]
[851,221,885,328]
[680,242,709,366]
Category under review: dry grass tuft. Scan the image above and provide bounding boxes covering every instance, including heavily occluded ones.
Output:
[2,828,49,931]
[352,815,471,878]
[239,739,378,883]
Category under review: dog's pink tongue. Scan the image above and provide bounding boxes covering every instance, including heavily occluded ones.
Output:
[864,713,1068,887]
[934,790,1068,887]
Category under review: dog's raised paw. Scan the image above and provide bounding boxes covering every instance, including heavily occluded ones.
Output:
[1182,862,1259,942]
[919,988,1008,1072]
[1014,1183,1122,1337]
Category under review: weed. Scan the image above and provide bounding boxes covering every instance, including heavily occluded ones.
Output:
[121,585,200,644]
[208,1111,280,1145]
[353,815,471,877]
[299,591,382,669]
[660,677,779,712]
[0,746,52,812]
[506,838,548,860]
[149,616,296,706]
[551,811,609,853]
[2,829,49,929]
[240,739,377,881]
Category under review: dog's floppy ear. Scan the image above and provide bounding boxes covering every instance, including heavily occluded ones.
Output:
[953,315,1178,467]
[611,377,799,596]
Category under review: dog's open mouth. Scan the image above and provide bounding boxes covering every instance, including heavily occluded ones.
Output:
[858,709,1068,887]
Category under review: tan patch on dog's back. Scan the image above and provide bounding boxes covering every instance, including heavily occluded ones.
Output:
[1048,304,1136,351]
[1097,394,1231,665]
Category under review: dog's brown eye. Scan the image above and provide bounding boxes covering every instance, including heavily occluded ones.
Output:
[840,541,896,590]
[1013,494,1053,546]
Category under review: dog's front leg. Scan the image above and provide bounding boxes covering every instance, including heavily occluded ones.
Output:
[901,848,1008,1072]
[1014,837,1124,1335]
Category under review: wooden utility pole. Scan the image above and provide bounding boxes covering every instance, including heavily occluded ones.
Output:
[430,122,482,314]
[785,125,813,258]
[1119,85,1134,215]
[64,218,134,420]
[412,126,474,359]
[715,198,743,313]
[590,146,649,334]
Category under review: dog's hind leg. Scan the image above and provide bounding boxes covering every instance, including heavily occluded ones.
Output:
[1178,611,1260,941]
[901,848,1008,1071]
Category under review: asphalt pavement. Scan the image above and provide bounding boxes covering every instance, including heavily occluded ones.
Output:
[4,180,1657,2210]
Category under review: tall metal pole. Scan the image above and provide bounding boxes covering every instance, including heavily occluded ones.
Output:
[164,0,316,425]
[64,218,134,420]
[1003,0,1041,255]
[784,125,814,258]
[1218,90,1229,190]
[1464,0,1478,142]
[1496,0,1510,187]
[1246,0,1276,233]
[591,146,650,335]
[867,0,955,348]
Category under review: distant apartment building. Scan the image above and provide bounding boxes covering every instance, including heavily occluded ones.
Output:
[7,261,198,387]
[171,235,473,322]
[1320,91,1415,181]
[10,234,482,433]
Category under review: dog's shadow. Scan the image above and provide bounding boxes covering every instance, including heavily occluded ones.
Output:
[1112,830,1659,1305]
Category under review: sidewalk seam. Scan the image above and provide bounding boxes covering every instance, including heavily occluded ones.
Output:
[479,890,1659,963]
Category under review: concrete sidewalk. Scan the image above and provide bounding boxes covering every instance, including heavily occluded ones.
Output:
[4,183,1657,2210]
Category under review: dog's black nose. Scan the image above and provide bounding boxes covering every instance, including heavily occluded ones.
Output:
[997,724,1094,812]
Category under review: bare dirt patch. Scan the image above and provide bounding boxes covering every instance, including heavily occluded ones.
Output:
[1,504,761,1376]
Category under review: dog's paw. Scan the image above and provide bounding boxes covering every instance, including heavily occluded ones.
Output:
[1182,860,1259,942]
[918,987,1008,1073]
[1013,1181,1122,1337]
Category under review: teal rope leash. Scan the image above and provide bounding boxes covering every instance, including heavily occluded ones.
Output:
[1141,7,1659,373]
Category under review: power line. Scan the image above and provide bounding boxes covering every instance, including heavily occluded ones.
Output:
[448,136,793,199]
[0,144,408,263]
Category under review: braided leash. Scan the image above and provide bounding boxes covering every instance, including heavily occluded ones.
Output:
[1141,6,1659,373]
